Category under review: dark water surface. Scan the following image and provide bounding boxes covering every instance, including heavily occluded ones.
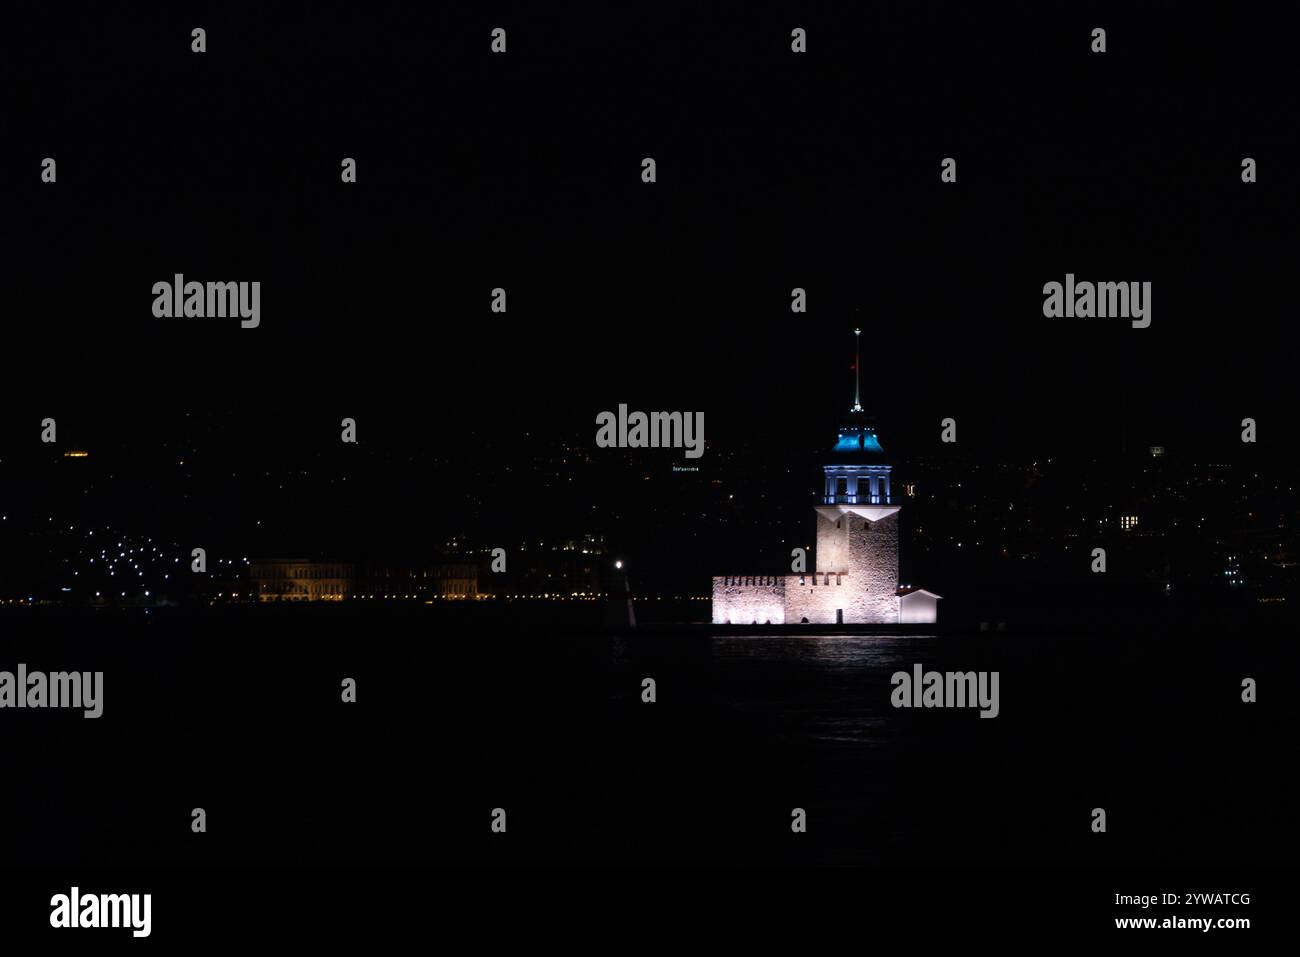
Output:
[2,606,1293,869]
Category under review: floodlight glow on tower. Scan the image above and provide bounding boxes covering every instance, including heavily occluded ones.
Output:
[710,328,940,625]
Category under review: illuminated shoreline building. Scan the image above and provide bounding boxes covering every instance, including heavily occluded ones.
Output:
[250,559,481,601]
[711,330,940,625]
[249,560,356,601]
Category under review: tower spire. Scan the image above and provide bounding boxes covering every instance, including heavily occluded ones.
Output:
[851,328,862,412]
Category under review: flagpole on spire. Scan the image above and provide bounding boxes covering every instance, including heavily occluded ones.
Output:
[851,328,862,412]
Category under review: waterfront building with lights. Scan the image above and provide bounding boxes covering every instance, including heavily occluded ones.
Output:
[711,331,940,625]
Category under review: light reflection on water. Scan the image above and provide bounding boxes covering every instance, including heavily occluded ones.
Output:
[705,633,942,747]
[711,633,938,667]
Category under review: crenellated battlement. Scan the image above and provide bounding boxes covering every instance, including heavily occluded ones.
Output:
[794,572,844,586]
[712,572,845,589]
[716,575,783,587]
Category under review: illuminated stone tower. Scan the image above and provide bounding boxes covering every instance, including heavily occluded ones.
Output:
[810,329,901,623]
[710,329,936,625]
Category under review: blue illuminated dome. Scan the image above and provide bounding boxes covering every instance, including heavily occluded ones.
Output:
[834,424,884,453]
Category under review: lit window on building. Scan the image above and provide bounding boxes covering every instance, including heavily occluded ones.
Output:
[1120,515,1138,530]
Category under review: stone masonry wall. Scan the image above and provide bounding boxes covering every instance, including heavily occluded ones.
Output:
[711,506,903,625]
[846,509,899,623]
[711,576,786,624]
[782,571,848,624]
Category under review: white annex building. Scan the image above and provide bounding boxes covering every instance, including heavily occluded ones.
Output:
[711,331,940,625]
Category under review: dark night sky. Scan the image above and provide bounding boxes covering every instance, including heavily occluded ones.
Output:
[4,8,1300,932]
[3,2,1297,451]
